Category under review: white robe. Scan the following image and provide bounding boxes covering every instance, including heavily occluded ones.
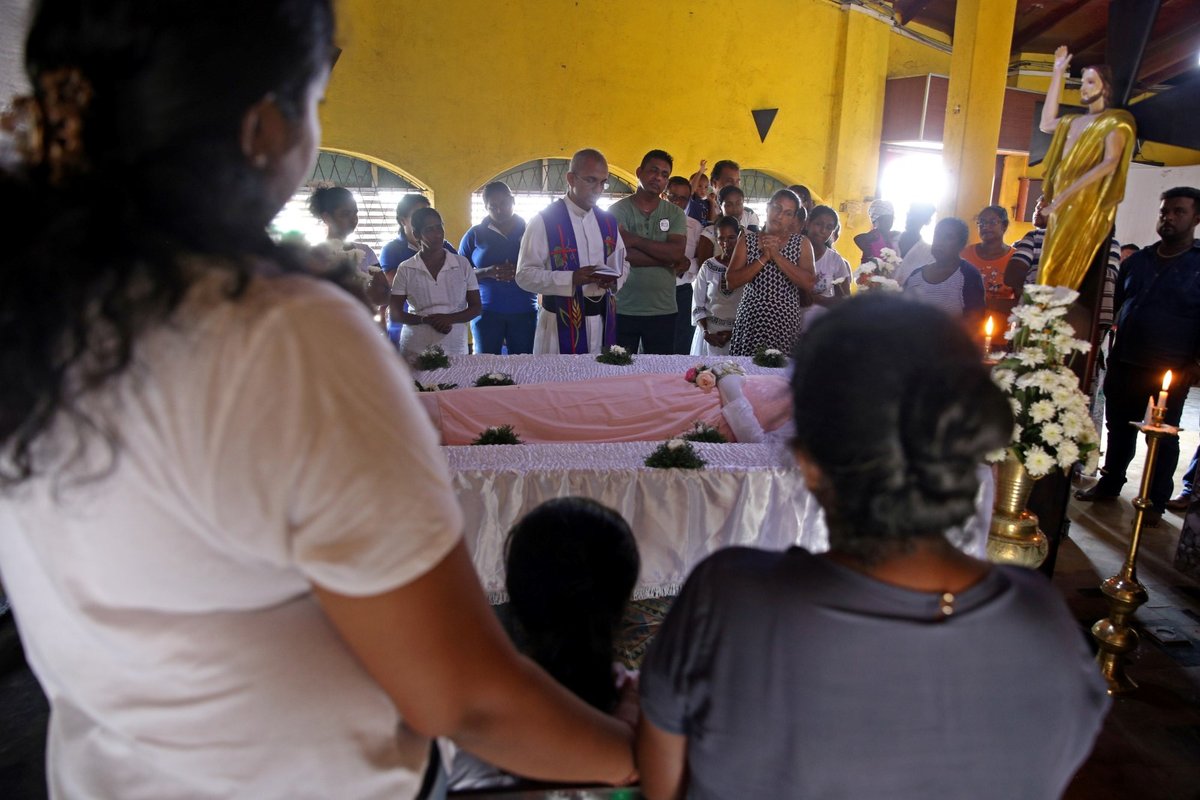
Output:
[516,195,629,354]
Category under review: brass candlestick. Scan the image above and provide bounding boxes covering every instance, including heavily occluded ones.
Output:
[1090,404,1179,694]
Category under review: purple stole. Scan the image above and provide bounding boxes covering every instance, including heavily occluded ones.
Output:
[540,198,619,354]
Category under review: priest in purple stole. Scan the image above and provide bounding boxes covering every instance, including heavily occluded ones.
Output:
[516,148,629,354]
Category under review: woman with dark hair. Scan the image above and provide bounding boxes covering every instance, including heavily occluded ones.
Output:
[459,181,536,354]
[380,192,458,344]
[449,497,640,790]
[309,184,390,310]
[0,2,634,796]
[725,188,816,355]
[903,216,987,327]
[962,203,1016,313]
[391,206,482,359]
[637,295,1109,799]
[806,204,851,307]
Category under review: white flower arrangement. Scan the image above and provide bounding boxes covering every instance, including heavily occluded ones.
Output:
[987,286,1098,478]
[854,247,903,293]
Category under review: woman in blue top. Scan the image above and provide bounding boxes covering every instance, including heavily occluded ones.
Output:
[459,182,537,354]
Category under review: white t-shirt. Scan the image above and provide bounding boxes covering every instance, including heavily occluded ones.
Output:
[0,269,462,799]
[812,247,851,297]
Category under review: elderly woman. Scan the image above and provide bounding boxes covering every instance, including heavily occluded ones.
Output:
[637,295,1109,800]
[963,204,1017,314]
[726,188,815,356]
[391,206,483,358]
[0,3,634,795]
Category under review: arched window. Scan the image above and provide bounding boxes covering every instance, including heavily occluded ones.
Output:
[470,159,635,225]
[270,151,427,254]
[740,169,787,222]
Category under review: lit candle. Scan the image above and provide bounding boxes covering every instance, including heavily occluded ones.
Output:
[1158,370,1173,411]
[983,315,994,356]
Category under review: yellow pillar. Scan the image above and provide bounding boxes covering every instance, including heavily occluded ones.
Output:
[824,4,891,247]
[940,0,1017,223]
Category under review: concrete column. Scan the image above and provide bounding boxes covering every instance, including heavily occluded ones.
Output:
[824,4,891,245]
[940,0,1017,222]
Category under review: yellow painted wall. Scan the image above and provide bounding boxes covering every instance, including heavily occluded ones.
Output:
[319,1,1047,249]
[321,0,899,246]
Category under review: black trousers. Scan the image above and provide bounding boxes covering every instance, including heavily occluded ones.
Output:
[673,284,696,355]
[1096,360,1187,510]
[616,313,676,355]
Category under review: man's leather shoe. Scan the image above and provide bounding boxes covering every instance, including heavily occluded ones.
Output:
[1074,485,1120,502]
[1167,493,1193,512]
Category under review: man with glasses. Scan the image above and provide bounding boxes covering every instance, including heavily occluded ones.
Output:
[516,148,628,355]
[665,175,702,354]
[611,149,687,355]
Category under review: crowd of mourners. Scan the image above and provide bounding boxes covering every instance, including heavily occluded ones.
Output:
[309,148,1124,362]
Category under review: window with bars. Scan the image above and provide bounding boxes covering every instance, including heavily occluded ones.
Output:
[270,152,428,255]
[740,169,786,222]
[468,159,635,226]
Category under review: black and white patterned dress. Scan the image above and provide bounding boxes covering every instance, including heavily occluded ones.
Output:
[729,231,809,356]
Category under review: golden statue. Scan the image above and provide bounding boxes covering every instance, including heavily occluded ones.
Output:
[1037,46,1137,290]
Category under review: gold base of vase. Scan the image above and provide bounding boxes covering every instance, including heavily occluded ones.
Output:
[987,512,1049,568]
[987,456,1049,568]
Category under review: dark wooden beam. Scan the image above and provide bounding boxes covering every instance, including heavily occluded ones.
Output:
[1010,0,1095,52]
[1137,22,1200,86]
[894,0,935,26]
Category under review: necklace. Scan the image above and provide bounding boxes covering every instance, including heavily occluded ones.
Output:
[1157,242,1192,259]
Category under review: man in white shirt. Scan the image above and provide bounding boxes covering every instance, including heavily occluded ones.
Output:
[516,148,629,354]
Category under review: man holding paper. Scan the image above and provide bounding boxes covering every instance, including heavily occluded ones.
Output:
[517,148,628,355]
[1075,188,1200,524]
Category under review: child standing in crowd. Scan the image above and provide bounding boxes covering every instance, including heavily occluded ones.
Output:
[448,498,641,790]
[691,215,744,356]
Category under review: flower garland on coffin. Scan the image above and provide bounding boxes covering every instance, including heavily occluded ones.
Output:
[854,247,903,292]
[988,285,1099,478]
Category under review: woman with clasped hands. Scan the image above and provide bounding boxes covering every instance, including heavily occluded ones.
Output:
[725,188,816,356]
[0,2,633,796]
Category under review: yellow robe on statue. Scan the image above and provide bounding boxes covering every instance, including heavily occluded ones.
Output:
[1037,108,1136,290]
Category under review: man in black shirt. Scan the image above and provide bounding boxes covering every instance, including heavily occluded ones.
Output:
[1076,187,1200,523]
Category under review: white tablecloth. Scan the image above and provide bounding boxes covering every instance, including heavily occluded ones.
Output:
[444,441,994,602]
[414,353,786,388]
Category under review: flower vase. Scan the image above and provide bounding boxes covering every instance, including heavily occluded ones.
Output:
[986,453,1049,568]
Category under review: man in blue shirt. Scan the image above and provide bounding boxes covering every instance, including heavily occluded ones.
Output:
[1076,187,1200,522]
[459,182,536,354]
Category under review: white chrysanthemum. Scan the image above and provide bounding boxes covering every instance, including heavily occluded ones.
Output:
[610,345,626,355]
[1029,400,1057,423]
[871,276,902,291]
[993,369,1016,392]
[765,348,782,356]
[1041,422,1065,445]
[1024,446,1056,477]
[1010,397,1023,417]
[858,260,877,275]
[1015,350,1046,367]
[1085,447,1100,474]
[666,439,685,450]
[986,448,1009,463]
[1060,413,1086,438]
[1057,440,1080,469]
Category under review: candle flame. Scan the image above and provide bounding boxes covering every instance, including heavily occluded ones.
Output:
[984,316,994,336]
[1164,370,1173,391]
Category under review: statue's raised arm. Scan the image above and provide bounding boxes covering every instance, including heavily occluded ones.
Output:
[1035,49,1136,290]
[1040,46,1073,134]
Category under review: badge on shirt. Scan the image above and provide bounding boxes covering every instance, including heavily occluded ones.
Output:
[659,219,670,232]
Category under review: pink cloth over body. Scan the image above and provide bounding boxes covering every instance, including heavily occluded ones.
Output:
[417,374,791,445]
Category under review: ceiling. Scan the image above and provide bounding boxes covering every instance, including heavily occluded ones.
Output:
[890,0,1200,88]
